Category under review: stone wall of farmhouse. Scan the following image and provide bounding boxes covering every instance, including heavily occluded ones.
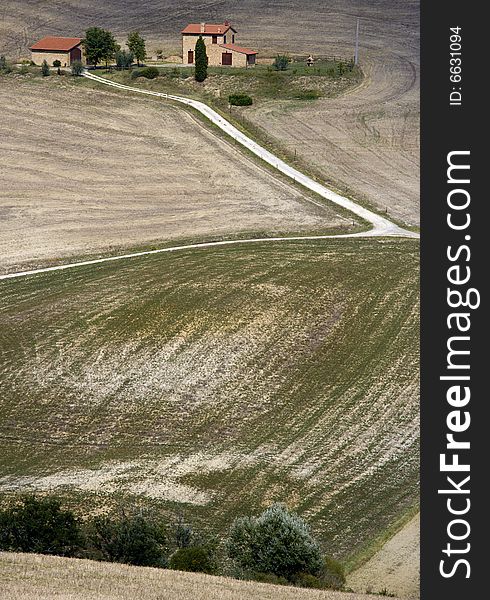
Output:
[31,49,85,67]
[31,51,72,67]
[182,34,249,67]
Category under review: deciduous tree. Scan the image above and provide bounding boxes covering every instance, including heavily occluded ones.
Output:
[83,27,119,68]
[127,31,146,66]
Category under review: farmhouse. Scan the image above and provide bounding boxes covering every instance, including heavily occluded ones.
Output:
[181,21,257,67]
[30,36,84,67]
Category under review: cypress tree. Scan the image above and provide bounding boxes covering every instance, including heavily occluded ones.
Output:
[194,36,208,82]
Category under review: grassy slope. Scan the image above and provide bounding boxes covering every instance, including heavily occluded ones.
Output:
[0,552,384,600]
[0,239,419,563]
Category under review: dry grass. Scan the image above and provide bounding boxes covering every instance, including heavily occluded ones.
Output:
[0,552,386,600]
[0,76,351,275]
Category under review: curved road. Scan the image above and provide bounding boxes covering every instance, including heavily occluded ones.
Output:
[0,73,418,282]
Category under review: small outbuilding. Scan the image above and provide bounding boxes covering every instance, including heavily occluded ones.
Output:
[181,22,257,67]
[30,36,84,67]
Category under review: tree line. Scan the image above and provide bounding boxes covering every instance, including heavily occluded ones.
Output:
[0,496,345,591]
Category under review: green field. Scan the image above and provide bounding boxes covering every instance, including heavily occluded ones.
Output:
[0,238,419,564]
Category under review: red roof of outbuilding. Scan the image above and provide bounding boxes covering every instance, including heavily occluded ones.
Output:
[181,23,235,35]
[220,44,257,55]
[30,36,82,51]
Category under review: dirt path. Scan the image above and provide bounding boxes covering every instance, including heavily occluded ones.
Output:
[347,513,420,599]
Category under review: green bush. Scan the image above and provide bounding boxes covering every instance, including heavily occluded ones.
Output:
[169,545,216,574]
[0,55,7,70]
[115,50,134,70]
[87,512,168,567]
[41,59,50,76]
[71,61,84,76]
[320,556,346,590]
[251,572,289,586]
[19,64,30,75]
[0,496,82,557]
[273,55,290,71]
[226,503,323,582]
[292,572,325,589]
[133,66,159,79]
[294,89,321,100]
[229,93,253,106]
[175,516,193,548]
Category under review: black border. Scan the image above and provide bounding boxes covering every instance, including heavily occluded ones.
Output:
[421,2,486,597]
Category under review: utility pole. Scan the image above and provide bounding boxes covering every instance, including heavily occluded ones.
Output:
[354,17,360,66]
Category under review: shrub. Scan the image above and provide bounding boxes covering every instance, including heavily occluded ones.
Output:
[175,516,193,548]
[87,512,168,567]
[195,35,208,82]
[273,55,290,71]
[71,61,84,76]
[251,572,289,586]
[137,66,159,79]
[115,50,134,69]
[41,60,50,76]
[292,572,325,589]
[53,59,61,68]
[294,89,321,100]
[169,545,216,574]
[229,93,253,106]
[19,64,29,75]
[320,556,346,590]
[226,503,323,582]
[0,55,7,70]
[0,496,82,557]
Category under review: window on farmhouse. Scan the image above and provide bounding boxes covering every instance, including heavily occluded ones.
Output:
[224,35,227,43]
[212,35,217,44]
[232,34,235,43]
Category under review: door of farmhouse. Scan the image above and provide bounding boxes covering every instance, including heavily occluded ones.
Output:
[222,52,232,66]
[70,47,82,64]
[188,50,194,64]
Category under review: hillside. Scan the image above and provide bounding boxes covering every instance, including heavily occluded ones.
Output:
[0,76,351,275]
[0,0,419,225]
[0,238,419,563]
[0,552,387,600]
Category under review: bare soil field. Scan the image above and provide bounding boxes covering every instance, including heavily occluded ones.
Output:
[0,552,385,600]
[0,76,347,274]
[1,1,419,225]
[347,513,420,599]
[0,239,419,564]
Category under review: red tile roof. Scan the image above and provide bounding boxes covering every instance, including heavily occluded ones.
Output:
[30,36,82,52]
[181,23,235,35]
[220,44,257,55]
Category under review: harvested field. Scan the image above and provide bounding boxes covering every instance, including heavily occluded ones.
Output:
[0,77,346,274]
[0,1,419,225]
[0,239,419,564]
[347,513,420,599]
[0,552,385,600]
